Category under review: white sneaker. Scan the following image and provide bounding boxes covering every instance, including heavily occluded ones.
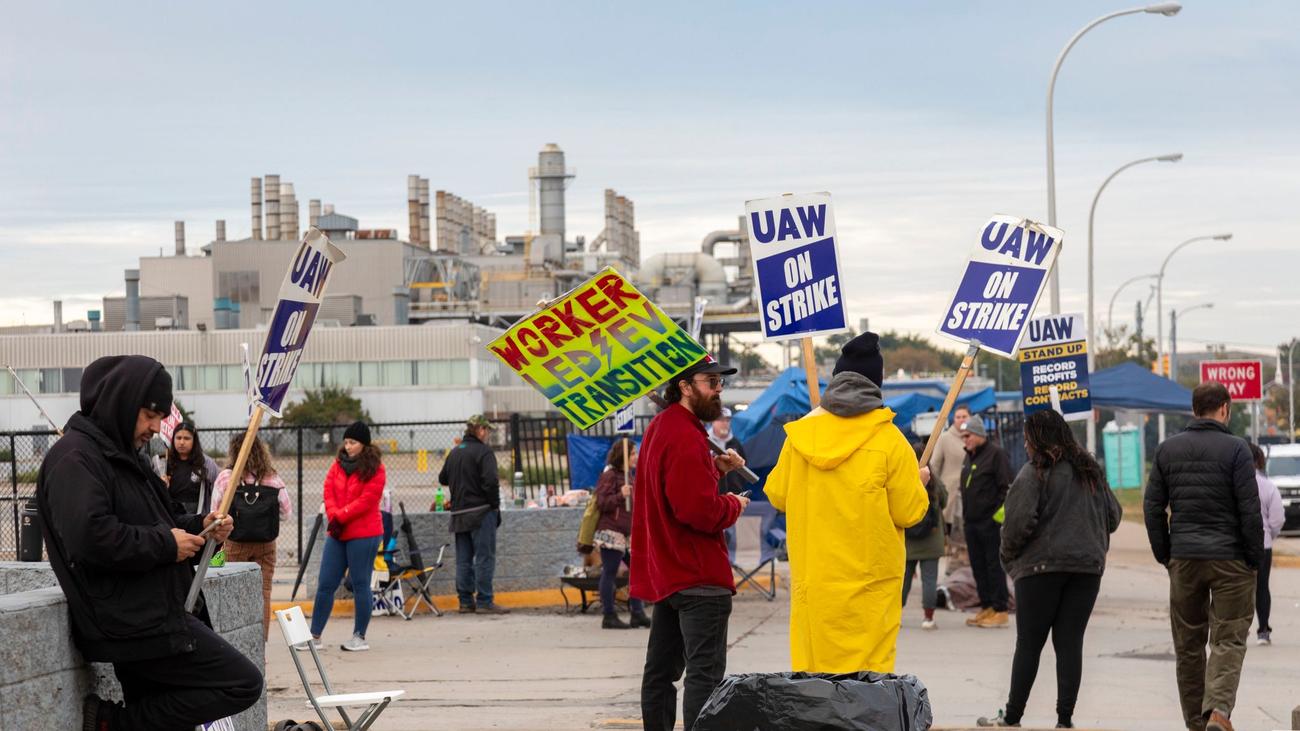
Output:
[294,637,323,652]
[1256,631,1271,646]
[921,619,937,631]
[341,633,369,652]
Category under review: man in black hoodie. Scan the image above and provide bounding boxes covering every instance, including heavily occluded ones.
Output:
[37,355,262,731]
[959,418,1013,629]
[1145,382,1263,731]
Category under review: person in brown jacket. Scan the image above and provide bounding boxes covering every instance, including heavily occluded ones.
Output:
[593,440,649,629]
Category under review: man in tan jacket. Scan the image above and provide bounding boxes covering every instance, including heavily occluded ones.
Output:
[929,404,971,572]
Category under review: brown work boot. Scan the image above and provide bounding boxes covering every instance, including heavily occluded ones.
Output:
[478,603,511,614]
[1205,710,1233,731]
[977,611,1010,628]
[966,607,992,626]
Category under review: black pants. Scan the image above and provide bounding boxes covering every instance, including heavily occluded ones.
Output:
[1256,548,1273,633]
[1003,572,1102,727]
[965,518,1009,611]
[111,614,263,731]
[641,592,732,731]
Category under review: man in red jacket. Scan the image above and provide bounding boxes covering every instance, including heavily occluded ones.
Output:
[632,358,749,731]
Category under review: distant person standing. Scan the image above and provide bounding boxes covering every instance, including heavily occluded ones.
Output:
[960,418,1013,628]
[1144,383,1263,731]
[439,415,509,614]
[210,433,291,639]
[633,358,747,731]
[1248,443,1284,646]
[709,407,748,563]
[593,441,648,630]
[161,422,220,514]
[976,409,1121,729]
[311,421,387,652]
[904,442,947,630]
[931,404,972,572]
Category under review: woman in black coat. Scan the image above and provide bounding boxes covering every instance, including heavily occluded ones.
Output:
[977,409,1121,729]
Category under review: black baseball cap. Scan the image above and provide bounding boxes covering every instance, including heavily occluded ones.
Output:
[674,356,737,382]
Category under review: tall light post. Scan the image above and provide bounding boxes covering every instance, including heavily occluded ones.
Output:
[1045,2,1182,313]
[1156,233,1232,441]
[1107,272,1160,333]
[1085,153,1181,452]
[1169,302,1213,386]
[1286,339,1300,444]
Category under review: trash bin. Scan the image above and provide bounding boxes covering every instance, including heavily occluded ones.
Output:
[19,498,43,562]
[695,671,932,731]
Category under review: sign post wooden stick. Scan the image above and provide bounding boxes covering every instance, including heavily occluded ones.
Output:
[622,437,631,512]
[185,405,265,612]
[801,337,821,408]
[918,340,981,470]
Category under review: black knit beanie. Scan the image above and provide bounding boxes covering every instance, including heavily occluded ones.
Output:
[343,421,371,446]
[833,331,884,387]
[141,368,174,414]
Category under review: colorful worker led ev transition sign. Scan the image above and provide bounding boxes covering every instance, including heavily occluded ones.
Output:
[487,268,709,429]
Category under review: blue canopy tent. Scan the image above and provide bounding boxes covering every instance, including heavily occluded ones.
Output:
[1090,362,1193,413]
[732,368,826,443]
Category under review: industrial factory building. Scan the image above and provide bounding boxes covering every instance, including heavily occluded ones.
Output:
[0,144,764,430]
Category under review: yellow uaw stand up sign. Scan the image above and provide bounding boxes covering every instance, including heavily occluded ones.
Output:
[1017,312,1091,421]
[488,267,709,428]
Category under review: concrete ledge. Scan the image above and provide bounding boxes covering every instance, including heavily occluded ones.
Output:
[0,562,267,731]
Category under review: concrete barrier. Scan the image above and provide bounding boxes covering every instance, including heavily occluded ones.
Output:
[300,506,585,599]
[0,562,267,730]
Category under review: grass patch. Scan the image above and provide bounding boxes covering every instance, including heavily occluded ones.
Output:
[1114,487,1145,522]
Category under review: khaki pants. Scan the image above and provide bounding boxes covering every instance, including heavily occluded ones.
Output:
[1168,558,1255,730]
[224,539,277,639]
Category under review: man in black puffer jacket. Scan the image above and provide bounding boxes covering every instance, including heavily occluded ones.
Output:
[37,355,262,730]
[1144,381,1262,731]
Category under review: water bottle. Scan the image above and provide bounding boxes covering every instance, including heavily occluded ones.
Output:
[511,472,524,510]
[434,488,445,512]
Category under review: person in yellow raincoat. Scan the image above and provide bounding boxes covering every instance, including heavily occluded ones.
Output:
[766,332,931,674]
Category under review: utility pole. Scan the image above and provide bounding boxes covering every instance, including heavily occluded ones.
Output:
[1135,300,1144,356]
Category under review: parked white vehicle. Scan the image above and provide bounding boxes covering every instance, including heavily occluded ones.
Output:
[1265,443,1300,535]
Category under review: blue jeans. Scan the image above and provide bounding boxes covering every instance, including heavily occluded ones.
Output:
[599,547,644,617]
[455,512,498,607]
[311,534,381,638]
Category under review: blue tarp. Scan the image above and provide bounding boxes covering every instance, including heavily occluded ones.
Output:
[1090,361,1194,413]
[566,435,641,490]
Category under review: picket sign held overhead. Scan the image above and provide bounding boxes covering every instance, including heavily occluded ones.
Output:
[186,228,346,613]
[746,192,849,408]
[920,215,1064,468]
[159,403,185,446]
[1200,360,1263,401]
[487,267,710,430]
[937,215,1064,359]
[613,404,635,434]
[1018,312,1092,422]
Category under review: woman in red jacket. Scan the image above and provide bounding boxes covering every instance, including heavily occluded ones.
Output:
[594,441,649,630]
[309,421,385,652]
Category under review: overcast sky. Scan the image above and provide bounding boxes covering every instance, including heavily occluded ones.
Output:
[2,1,1296,358]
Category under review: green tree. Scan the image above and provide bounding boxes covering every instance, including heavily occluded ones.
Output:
[275,386,371,426]
[1096,325,1157,371]
[737,342,773,377]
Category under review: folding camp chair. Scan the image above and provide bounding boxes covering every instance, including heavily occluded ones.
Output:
[375,501,449,619]
[275,606,404,731]
[730,501,780,601]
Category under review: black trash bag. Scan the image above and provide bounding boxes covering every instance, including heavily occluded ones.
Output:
[695,671,932,731]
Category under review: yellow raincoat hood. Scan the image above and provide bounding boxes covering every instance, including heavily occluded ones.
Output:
[765,372,931,674]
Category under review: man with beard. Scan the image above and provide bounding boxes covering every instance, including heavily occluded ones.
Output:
[633,357,749,731]
[36,355,262,730]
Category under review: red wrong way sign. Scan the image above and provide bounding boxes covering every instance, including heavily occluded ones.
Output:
[1199,360,1263,401]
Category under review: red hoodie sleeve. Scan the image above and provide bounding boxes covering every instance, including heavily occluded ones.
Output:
[595,469,625,515]
[663,437,742,534]
[336,463,386,525]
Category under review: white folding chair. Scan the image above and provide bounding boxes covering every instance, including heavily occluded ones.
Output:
[275,606,405,731]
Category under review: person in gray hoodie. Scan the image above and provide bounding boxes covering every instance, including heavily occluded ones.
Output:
[977,409,1121,729]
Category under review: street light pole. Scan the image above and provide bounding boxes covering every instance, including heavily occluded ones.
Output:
[1045,2,1182,313]
[1107,273,1160,333]
[1156,233,1232,441]
[1287,339,1299,444]
[1169,302,1213,388]
[1086,154,1181,453]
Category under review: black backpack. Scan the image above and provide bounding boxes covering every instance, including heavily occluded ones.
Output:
[905,486,940,541]
[227,483,281,542]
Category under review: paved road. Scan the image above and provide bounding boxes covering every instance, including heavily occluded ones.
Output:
[265,521,1300,730]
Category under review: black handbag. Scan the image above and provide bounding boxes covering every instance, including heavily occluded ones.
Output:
[228,483,281,542]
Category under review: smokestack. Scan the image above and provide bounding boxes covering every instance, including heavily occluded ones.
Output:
[215,220,226,242]
[407,175,421,245]
[419,177,431,247]
[53,300,63,334]
[265,174,281,240]
[251,177,263,240]
[309,199,321,230]
[281,182,298,240]
[124,269,141,331]
[174,220,186,256]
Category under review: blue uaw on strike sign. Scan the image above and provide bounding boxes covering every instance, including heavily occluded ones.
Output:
[937,215,1063,358]
[745,192,849,342]
[1018,312,1091,422]
[254,229,347,416]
